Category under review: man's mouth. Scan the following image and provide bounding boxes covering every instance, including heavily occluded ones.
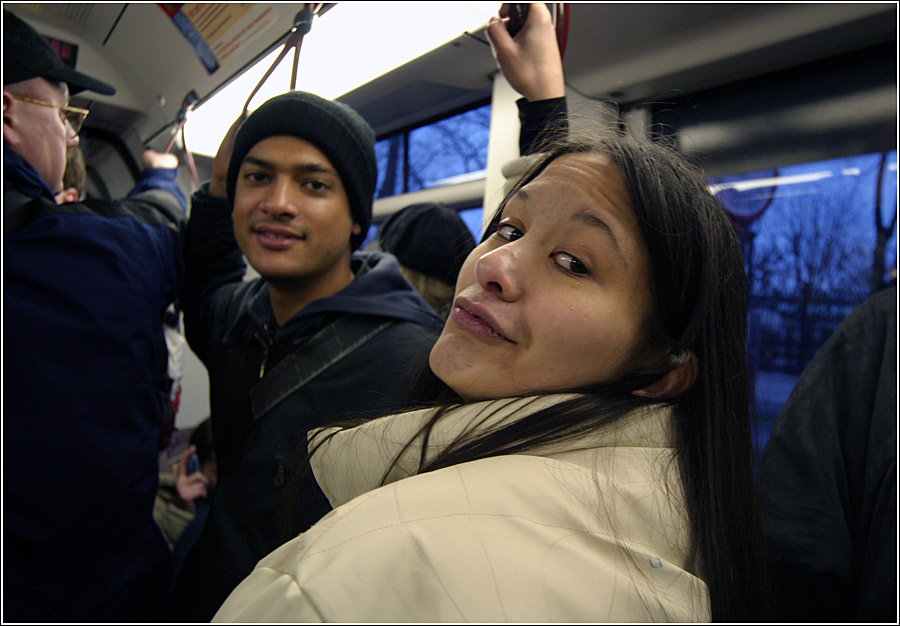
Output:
[253,225,304,249]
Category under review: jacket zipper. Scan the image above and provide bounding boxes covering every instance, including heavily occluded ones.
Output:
[255,332,269,378]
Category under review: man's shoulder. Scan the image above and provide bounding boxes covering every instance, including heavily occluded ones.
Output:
[5,187,184,235]
[74,193,185,231]
[341,314,439,354]
[377,316,442,343]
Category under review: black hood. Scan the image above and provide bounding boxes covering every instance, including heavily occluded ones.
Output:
[245,251,445,336]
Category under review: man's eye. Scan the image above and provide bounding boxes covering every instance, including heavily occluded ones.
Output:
[305,180,329,191]
[495,223,523,242]
[553,251,589,276]
[244,171,268,183]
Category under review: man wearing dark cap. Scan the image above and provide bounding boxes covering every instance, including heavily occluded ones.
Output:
[4,9,186,621]
[168,92,444,621]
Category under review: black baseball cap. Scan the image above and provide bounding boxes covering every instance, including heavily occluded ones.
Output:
[4,9,116,96]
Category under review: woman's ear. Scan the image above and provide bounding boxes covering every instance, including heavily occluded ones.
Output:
[633,351,699,399]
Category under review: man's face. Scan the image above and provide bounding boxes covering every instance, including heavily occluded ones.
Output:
[3,78,78,194]
[232,135,361,297]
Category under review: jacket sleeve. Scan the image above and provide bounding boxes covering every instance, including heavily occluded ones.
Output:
[180,185,249,364]
[127,166,189,213]
[517,96,568,155]
[498,97,569,202]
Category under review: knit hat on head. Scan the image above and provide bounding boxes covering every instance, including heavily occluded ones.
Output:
[379,203,477,286]
[227,91,377,250]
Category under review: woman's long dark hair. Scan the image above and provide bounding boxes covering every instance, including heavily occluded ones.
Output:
[307,129,767,621]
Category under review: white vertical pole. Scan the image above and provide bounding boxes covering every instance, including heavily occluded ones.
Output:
[482,72,521,234]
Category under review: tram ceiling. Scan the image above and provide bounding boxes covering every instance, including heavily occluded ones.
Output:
[6,3,895,138]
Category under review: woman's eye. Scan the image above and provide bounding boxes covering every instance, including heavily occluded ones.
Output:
[495,223,523,242]
[553,251,590,276]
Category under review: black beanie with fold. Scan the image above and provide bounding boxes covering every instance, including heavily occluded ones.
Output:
[379,203,476,286]
[226,91,377,250]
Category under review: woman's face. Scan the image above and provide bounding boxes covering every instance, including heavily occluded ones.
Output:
[429,153,659,401]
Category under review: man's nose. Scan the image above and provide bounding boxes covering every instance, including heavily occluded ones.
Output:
[260,179,298,217]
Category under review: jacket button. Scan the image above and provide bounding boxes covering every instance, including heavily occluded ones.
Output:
[274,464,285,487]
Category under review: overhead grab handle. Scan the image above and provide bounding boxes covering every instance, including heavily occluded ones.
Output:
[241,3,323,119]
[156,4,322,191]
[163,90,201,189]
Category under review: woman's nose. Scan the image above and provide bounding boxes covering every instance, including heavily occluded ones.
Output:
[474,242,524,301]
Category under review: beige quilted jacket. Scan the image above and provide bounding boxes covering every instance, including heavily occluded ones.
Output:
[214,395,710,622]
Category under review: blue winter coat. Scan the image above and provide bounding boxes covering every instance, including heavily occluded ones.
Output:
[3,144,186,621]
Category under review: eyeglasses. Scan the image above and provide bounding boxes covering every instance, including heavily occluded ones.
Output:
[9,95,91,135]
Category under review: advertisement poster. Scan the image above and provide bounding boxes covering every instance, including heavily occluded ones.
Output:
[159,3,278,73]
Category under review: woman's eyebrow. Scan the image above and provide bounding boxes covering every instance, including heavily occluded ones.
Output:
[572,210,626,266]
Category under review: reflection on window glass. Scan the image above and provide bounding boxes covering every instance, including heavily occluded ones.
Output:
[710,151,898,459]
[408,104,491,192]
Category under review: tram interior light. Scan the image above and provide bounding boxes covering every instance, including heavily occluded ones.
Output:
[709,171,835,194]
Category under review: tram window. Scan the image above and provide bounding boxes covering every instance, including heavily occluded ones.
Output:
[710,150,898,458]
[374,134,405,199]
[458,206,485,241]
[407,104,490,192]
[374,103,492,200]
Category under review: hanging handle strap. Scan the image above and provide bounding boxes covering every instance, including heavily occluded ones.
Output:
[156,4,322,190]
[163,91,201,189]
[241,3,321,117]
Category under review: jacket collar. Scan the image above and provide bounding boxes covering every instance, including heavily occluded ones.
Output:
[238,251,443,347]
[240,256,382,346]
[309,395,675,508]
[4,140,56,201]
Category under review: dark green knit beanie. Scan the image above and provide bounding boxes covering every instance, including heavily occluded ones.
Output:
[226,91,377,250]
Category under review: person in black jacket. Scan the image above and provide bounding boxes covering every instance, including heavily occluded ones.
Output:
[3,10,186,622]
[758,286,897,622]
[168,91,446,621]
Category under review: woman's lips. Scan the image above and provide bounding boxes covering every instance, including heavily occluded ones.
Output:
[451,300,515,343]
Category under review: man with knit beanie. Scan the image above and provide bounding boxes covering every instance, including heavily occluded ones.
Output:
[167,91,444,621]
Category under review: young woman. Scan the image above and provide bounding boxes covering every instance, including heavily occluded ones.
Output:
[211,127,767,622]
